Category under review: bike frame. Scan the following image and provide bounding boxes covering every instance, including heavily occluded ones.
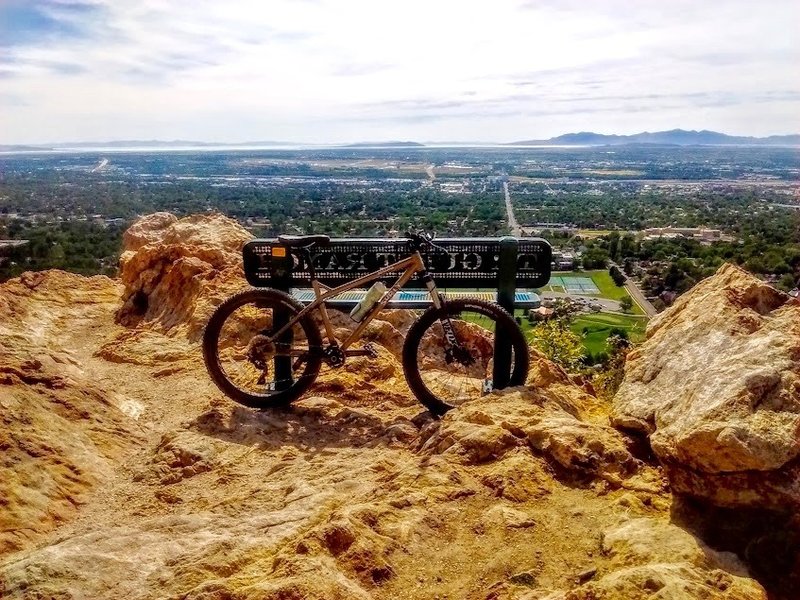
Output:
[269,249,445,352]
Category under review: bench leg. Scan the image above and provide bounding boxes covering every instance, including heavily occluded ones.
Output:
[274,305,293,391]
[492,332,512,389]
[493,236,518,389]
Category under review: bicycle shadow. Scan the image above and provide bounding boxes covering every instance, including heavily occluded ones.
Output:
[189,397,433,455]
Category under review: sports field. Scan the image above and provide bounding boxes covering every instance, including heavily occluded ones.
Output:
[542,270,644,315]
[521,269,650,354]
[548,276,600,295]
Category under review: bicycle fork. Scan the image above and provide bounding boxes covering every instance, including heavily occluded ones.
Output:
[422,271,475,368]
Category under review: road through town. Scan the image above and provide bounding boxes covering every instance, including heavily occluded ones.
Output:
[623,278,658,317]
[503,181,522,236]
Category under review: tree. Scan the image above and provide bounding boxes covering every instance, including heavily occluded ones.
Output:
[550,298,581,322]
[528,321,585,371]
[623,258,634,276]
[582,246,610,270]
[593,335,631,399]
[608,327,629,340]
[609,265,626,286]
[619,295,634,313]
[778,273,797,292]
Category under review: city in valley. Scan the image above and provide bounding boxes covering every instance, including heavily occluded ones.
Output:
[1,142,798,359]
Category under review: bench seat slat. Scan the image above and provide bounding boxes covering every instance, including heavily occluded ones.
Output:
[289,289,541,310]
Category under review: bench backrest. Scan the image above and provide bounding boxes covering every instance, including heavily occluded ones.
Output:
[243,237,552,290]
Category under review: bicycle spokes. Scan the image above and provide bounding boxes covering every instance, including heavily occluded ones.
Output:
[215,301,315,396]
[415,312,499,405]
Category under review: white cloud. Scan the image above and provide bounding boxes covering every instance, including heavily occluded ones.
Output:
[0,0,797,143]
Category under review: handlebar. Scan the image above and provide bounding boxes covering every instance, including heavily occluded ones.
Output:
[405,229,447,252]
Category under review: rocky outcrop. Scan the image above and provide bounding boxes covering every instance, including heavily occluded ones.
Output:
[613,263,800,509]
[552,518,766,600]
[421,385,645,487]
[0,271,142,554]
[0,217,773,599]
[117,212,253,338]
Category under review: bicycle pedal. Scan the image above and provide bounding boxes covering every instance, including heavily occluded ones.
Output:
[363,342,379,358]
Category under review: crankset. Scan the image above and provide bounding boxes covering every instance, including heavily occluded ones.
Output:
[322,343,346,367]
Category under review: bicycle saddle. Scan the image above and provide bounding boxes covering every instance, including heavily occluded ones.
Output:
[277,234,331,248]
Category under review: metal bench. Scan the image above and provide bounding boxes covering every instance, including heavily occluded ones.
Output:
[243,236,552,314]
[242,236,552,391]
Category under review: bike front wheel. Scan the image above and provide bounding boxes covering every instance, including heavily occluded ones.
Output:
[202,288,323,408]
[402,299,529,416]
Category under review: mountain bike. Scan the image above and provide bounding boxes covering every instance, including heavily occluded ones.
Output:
[202,231,529,416]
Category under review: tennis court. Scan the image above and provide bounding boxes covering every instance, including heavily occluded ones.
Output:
[549,276,600,295]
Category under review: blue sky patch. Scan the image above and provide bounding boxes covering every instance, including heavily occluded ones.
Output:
[0,0,95,47]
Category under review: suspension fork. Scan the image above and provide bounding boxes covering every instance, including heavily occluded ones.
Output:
[421,270,460,351]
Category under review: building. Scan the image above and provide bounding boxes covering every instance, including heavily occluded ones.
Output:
[0,240,28,267]
[641,227,724,242]
[528,306,554,321]
[551,250,577,271]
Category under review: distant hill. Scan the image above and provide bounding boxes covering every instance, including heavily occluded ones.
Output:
[49,140,298,149]
[5,132,797,151]
[5,140,426,150]
[509,129,800,147]
[0,144,53,152]
[340,141,425,148]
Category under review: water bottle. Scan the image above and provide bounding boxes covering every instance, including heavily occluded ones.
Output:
[349,281,387,322]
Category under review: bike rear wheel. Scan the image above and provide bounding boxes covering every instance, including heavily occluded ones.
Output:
[202,288,322,408]
[402,299,529,416]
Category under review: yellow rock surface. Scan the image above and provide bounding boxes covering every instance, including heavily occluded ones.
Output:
[613,263,800,509]
[0,216,769,599]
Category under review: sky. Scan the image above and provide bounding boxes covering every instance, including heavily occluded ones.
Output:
[0,0,798,144]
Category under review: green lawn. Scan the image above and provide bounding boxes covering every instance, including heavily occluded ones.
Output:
[581,270,629,300]
[516,309,648,356]
[570,312,647,355]
[456,275,650,355]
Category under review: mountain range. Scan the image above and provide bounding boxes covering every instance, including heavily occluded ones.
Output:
[509,129,800,146]
[2,130,799,152]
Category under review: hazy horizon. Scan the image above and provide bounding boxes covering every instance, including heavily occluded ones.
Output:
[4,128,800,149]
[1,0,798,145]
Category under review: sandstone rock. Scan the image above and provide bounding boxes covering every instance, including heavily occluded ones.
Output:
[95,329,195,367]
[364,318,406,358]
[374,309,417,334]
[526,417,636,478]
[423,415,523,463]
[539,518,765,599]
[122,211,178,251]
[602,518,750,570]
[116,212,252,337]
[124,211,249,256]
[479,450,550,502]
[0,271,140,555]
[0,219,775,599]
[552,563,764,600]
[482,505,537,528]
[141,430,221,484]
[0,497,336,600]
[613,264,800,509]
[586,518,764,600]
[423,383,637,482]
